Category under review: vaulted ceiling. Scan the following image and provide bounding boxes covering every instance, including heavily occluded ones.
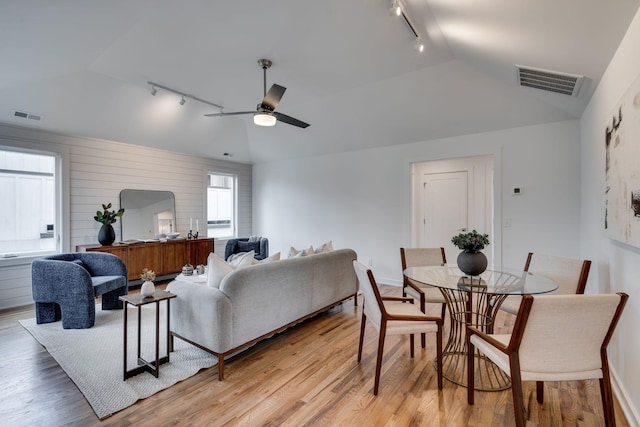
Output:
[1,0,639,164]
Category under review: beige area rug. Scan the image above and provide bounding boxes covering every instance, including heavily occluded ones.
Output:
[20,303,217,419]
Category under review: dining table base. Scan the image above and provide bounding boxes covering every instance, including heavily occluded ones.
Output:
[438,281,511,391]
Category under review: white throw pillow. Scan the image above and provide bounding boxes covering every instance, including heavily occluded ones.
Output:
[207,253,234,288]
[253,251,281,264]
[315,240,334,253]
[288,246,314,258]
[228,250,255,268]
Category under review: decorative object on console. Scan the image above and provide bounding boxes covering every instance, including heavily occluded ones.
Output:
[451,229,490,276]
[182,264,194,276]
[94,202,125,246]
[140,268,156,297]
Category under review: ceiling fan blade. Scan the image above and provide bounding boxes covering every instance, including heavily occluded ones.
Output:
[261,84,286,111]
[273,111,310,128]
[204,111,255,117]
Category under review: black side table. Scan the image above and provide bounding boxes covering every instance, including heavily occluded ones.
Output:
[119,290,177,380]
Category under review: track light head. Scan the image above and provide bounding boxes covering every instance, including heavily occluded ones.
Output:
[415,38,424,53]
[390,0,402,16]
[150,86,157,96]
[180,96,186,106]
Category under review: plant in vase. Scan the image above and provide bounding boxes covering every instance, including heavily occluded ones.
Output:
[451,230,490,276]
[140,268,156,298]
[94,202,125,246]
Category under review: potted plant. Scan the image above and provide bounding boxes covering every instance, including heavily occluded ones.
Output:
[451,229,490,276]
[94,202,125,245]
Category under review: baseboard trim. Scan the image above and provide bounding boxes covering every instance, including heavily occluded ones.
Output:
[611,365,640,427]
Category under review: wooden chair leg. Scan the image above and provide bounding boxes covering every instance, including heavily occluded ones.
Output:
[509,355,527,427]
[373,327,387,395]
[436,322,443,390]
[420,294,426,349]
[536,381,544,403]
[358,312,367,362]
[467,335,475,404]
[410,334,415,358]
[600,361,617,427]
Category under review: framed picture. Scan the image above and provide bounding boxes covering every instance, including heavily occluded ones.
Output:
[605,72,640,248]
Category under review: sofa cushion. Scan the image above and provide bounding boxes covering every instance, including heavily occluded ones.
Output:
[91,275,126,296]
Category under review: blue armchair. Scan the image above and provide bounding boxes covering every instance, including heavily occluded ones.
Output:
[224,237,269,261]
[31,252,128,329]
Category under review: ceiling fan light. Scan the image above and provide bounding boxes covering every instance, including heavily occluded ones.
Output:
[254,112,276,126]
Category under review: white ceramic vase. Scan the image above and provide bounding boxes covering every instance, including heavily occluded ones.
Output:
[140,280,155,297]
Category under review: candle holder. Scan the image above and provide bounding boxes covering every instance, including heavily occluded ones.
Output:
[188,230,199,239]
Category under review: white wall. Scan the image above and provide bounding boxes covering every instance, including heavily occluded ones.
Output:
[0,123,252,309]
[580,7,640,424]
[253,119,581,285]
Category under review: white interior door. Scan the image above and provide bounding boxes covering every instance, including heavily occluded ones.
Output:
[421,171,468,260]
[412,155,493,266]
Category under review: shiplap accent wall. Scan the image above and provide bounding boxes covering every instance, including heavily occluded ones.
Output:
[0,123,252,309]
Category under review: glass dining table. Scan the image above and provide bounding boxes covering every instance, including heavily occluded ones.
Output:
[404,265,558,391]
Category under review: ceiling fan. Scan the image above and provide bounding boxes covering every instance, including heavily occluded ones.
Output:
[205,59,310,128]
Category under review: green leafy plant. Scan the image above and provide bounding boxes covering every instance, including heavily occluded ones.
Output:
[451,229,490,252]
[94,202,125,225]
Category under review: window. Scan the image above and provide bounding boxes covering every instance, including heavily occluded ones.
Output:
[207,173,236,239]
[0,148,59,256]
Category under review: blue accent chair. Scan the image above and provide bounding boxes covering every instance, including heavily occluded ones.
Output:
[224,237,269,261]
[31,252,128,329]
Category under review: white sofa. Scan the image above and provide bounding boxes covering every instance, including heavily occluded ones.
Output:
[166,248,358,380]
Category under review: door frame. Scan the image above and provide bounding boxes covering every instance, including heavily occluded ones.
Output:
[411,155,496,267]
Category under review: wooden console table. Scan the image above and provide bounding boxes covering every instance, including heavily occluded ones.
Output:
[77,238,213,282]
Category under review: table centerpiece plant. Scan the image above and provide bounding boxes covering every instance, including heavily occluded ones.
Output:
[94,202,125,246]
[451,229,490,276]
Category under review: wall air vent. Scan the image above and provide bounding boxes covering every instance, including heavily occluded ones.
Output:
[13,110,42,121]
[516,65,584,97]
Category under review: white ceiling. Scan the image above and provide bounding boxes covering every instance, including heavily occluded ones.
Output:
[1,0,639,164]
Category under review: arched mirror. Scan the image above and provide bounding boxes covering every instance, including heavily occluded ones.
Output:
[119,189,176,240]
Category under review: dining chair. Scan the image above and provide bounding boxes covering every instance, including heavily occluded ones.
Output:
[498,252,591,315]
[353,260,443,395]
[468,292,628,427]
[401,247,447,348]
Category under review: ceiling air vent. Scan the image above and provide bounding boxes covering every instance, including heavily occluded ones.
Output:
[13,110,42,121]
[516,65,584,97]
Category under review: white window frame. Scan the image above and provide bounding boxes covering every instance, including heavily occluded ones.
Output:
[0,138,69,266]
[207,172,237,239]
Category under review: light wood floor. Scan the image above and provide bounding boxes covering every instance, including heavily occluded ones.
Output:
[0,283,630,427]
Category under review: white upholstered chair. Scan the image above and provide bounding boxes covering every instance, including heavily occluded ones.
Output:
[468,293,628,427]
[353,260,443,395]
[499,252,591,315]
[401,247,447,348]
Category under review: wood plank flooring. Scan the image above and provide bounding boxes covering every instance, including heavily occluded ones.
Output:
[0,283,630,426]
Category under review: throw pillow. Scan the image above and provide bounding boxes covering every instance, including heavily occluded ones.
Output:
[207,253,234,288]
[315,240,334,253]
[228,250,255,268]
[253,251,281,264]
[288,245,314,258]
